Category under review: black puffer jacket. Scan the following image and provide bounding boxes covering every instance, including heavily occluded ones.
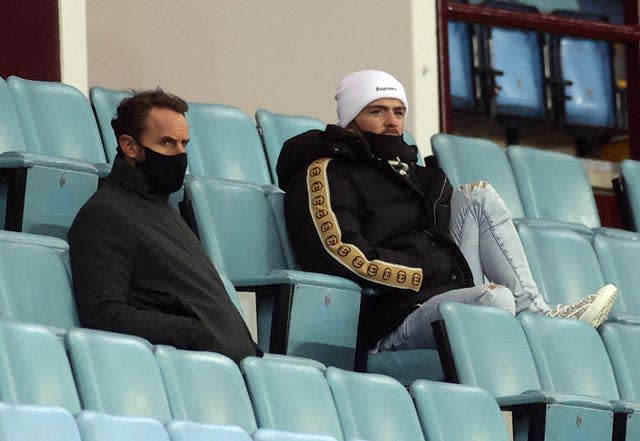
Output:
[276,125,473,346]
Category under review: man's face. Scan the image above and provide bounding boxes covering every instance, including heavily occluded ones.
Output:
[131,107,190,162]
[349,98,405,135]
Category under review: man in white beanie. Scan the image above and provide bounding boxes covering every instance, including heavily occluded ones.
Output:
[275,69,617,353]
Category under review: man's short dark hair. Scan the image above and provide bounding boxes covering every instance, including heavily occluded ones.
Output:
[111,88,189,146]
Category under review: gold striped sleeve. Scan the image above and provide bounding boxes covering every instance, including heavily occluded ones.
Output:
[306,158,422,292]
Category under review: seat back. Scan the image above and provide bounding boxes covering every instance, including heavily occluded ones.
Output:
[0,231,79,329]
[184,177,287,282]
[325,367,425,441]
[593,233,640,316]
[431,133,525,218]
[410,380,510,441]
[0,403,82,441]
[89,86,132,163]
[7,76,106,164]
[154,345,257,432]
[437,302,542,397]
[186,103,271,185]
[255,109,326,185]
[519,313,620,400]
[600,322,640,403]
[66,328,172,423]
[166,420,252,441]
[241,356,344,441]
[75,411,170,441]
[0,77,27,152]
[448,19,475,110]
[0,320,80,412]
[620,159,640,231]
[517,223,605,306]
[253,429,339,441]
[507,145,600,228]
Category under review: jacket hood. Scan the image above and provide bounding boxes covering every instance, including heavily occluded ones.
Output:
[276,124,418,191]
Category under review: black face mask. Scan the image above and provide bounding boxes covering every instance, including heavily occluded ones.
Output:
[361,131,405,160]
[135,141,187,194]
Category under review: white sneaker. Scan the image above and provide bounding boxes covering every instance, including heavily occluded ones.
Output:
[546,284,618,328]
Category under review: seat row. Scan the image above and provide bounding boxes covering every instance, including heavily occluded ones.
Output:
[0,318,510,441]
[434,301,640,441]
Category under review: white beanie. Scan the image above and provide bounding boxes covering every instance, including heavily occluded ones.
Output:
[335,70,408,128]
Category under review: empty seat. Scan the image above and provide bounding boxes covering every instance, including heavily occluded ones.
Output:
[66,328,172,422]
[89,86,132,163]
[447,8,475,110]
[75,411,170,441]
[0,77,99,238]
[0,319,80,412]
[435,301,614,440]
[166,420,252,441]
[0,231,79,330]
[0,403,82,441]
[594,233,640,323]
[154,345,257,432]
[241,356,344,440]
[601,322,640,404]
[186,103,271,185]
[325,367,425,441]
[620,159,640,231]
[410,380,511,441]
[183,177,360,368]
[253,429,339,441]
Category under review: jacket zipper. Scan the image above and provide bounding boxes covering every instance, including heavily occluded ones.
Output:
[432,176,448,227]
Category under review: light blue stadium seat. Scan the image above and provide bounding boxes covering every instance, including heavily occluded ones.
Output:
[240,356,344,440]
[76,411,170,441]
[186,103,271,185]
[325,367,426,441]
[183,177,360,368]
[255,109,326,185]
[89,86,132,163]
[448,18,475,110]
[435,301,614,441]
[0,319,80,412]
[594,234,640,323]
[0,77,99,238]
[0,403,82,441]
[520,313,633,440]
[0,231,79,331]
[253,429,339,441]
[166,420,252,441]
[431,133,525,218]
[66,328,172,422]
[620,159,640,231]
[410,380,511,441]
[517,223,606,307]
[154,345,257,432]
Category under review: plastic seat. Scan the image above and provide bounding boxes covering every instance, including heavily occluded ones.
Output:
[410,380,511,441]
[183,176,361,368]
[154,345,257,432]
[447,13,475,111]
[0,403,82,441]
[0,231,79,330]
[255,109,326,185]
[434,301,614,441]
[253,429,339,441]
[66,328,172,422]
[75,411,170,441]
[594,233,640,323]
[0,319,80,412]
[166,420,252,441]
[520,313,633,440]
[240,356,344,440]
[516,223,605,307]
[620,159,640,231]
[186,103,271,185]
[0,77,99,238]
[325,367,425,441]
[89,86,132,163]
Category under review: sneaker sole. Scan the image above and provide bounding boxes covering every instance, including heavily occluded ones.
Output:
[578,284,618,328]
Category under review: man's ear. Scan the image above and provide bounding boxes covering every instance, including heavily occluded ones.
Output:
[118,134,138,159]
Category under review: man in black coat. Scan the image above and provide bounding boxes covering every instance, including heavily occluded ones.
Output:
[68,89,257,363]
[276,70,618,351]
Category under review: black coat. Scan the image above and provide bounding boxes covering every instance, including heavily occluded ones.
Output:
[68,157,257,363]
[276,125,473,345]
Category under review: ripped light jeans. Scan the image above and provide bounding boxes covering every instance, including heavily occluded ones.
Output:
[375,181,550,351]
